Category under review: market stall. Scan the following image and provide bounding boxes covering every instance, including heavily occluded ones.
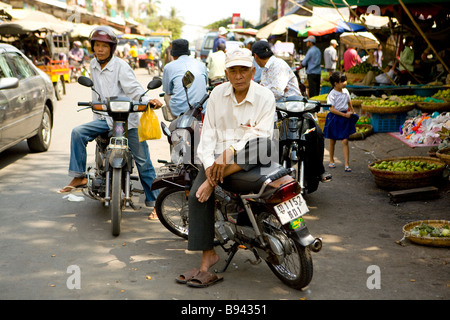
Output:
[0,12,72,100]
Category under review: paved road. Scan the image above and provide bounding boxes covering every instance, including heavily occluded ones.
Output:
[0,68,448,301]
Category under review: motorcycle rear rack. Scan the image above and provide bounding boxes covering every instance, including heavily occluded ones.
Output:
[108,137,128,149]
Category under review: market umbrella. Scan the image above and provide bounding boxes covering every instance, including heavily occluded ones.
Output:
[296,19,366,37]
[340,31,380,50]
[117,34,146,41]
[256,14,311,39]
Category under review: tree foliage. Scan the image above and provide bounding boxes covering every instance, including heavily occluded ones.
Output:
[146,6,184,39]
[206,18,256,30]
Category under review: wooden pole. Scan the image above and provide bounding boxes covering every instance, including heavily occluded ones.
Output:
[398,0,450,74]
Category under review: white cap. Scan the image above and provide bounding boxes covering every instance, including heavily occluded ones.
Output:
[225,48,254,68]
[219,27,227,35]
[330,39,338,46]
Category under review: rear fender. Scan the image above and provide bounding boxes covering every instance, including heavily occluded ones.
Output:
[288,224,315,247]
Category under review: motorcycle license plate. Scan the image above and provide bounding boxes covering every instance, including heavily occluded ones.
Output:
[274,194,309,225]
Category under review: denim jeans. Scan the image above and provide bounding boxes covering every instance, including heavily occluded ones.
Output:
[69,119,159,206]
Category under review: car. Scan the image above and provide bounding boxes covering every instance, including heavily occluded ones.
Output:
[200,31,245,63]
[0,43,56,153]
[199,31,218,62]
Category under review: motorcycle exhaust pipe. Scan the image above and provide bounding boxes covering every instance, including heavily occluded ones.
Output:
[309,237,322,252]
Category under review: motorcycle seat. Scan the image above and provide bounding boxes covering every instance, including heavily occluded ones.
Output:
[222,164,290,195]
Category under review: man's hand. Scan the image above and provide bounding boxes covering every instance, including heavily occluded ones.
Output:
[148,99,162,110]
[205,148,234,187]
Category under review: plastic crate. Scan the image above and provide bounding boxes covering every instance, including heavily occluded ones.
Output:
[320,86,331,94]
[371,112,406,133]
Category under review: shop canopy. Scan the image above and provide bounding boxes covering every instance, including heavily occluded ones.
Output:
[298,0,449,7]
[340,32,380,49]
[296,19,366,37]
[256,14,311,39]
[0,9,71,34]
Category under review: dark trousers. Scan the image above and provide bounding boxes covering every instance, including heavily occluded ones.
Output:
[188,138,274,251]
[307,73,321,98]
[188,166,216,251]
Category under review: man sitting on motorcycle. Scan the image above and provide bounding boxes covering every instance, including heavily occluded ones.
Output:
[252,40,332,184]
[58,26,163,210]
[176,48,276,287]
[162,39,208,117]
[69,41,84,67]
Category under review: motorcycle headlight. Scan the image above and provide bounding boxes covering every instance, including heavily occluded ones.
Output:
[109,101,131,112]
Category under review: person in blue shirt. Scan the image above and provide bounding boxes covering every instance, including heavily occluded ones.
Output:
[299,35,321,98]
[162,39,208,117]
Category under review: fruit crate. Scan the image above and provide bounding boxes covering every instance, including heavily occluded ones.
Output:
[370,112,407,133]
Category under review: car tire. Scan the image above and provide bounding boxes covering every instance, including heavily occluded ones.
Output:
[27,105,52,152]
[54,78,64,100]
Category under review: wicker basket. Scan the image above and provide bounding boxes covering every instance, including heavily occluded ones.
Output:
[351,99,362,108]
[362,103,415,114]
[402,220,450,247]
[368,156,445,190]
[436,147,450,165]
[349,124,373,140]
[345,73,366,83]
[416,101,450,112]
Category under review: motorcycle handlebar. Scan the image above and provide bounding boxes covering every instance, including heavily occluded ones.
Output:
[198,93,209,107]
[78,102,91,107]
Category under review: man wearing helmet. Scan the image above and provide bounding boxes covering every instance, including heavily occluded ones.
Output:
[59,26,163,211]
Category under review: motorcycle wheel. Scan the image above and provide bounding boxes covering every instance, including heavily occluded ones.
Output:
[111,168,123,236]
[260,213,313,290]
[155,186,189,239]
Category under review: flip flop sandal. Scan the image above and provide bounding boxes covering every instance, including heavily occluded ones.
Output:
[175,268,200,284]
[148,210,159,220]
[345,166,352,172]
[57,185,87,194]
[328,163,336,168]
[320,172,332,182]
[187,270,223,288]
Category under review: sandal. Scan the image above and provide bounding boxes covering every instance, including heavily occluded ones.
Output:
[328,163,336,169]
[345,166,352,172]
[320,172,332,182]
[187,270,223,288]
[148,209,159,220]
[58,185,87,194]
[175,268,200,284]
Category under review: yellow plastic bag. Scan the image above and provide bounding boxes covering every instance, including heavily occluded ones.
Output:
[138,108,161,142]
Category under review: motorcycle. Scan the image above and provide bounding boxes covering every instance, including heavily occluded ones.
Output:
[152,71,322,290]
[76,75,162,236]
[151,70,207,239]
[146,52,162,77]
[70,61,89,83]
[276,96,331,194]
[126,55,137,70]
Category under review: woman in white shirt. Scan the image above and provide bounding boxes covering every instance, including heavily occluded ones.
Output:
[323,72,358,172]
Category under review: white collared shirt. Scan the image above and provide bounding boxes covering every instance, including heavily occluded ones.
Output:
[197,81,275,169]
[260,55,301,100]
[90,56,151,129]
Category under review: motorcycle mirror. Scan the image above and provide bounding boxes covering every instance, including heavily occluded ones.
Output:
[148,77,162,90]
[78,76,93,87]
[161,122,171,137]
[182,71,195,89]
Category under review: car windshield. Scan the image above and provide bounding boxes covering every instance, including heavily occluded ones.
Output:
[204,36,215,50]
